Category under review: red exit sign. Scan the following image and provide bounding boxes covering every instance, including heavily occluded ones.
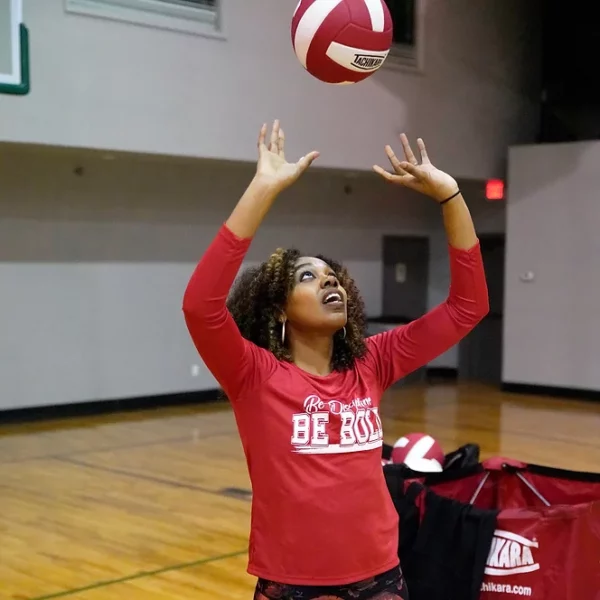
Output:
[486,179,504,200]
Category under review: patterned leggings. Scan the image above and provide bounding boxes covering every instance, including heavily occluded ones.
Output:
[254,566,409,600]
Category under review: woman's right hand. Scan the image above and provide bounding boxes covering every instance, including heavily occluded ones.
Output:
[255,120,320,193]
[224,121,319,239]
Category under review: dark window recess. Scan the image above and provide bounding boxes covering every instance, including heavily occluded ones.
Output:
[384,0,416,46]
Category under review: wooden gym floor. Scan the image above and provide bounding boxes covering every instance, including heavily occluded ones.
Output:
[1,382,599,600]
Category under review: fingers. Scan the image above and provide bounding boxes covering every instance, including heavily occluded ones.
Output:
[398,134,431,165]
[373,165,405,183]
[394,160,436,190]
[395,160,424,180]
[269,119,280,153]
[259,119,285,157]
[373,165,393,180]
[385,145,408,175]
[297,150,320,172]
[373,164,422,191]
[417,138,430,164]
[279,128,285,159]
[399,133,418,165]
[257,123,267,153]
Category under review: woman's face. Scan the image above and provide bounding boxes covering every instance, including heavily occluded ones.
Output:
[283,256,348,334]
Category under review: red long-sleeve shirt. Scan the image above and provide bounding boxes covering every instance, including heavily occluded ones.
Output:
[183,223,488,586]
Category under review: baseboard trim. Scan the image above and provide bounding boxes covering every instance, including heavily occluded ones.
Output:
[0,389,223,426]
[426,367,458,382]
[502,382,600,401]
[7,380,596,426]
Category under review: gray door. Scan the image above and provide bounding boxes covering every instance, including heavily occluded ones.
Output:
[380,236,430,386]
[458,234,505,384]
[382,236,429,320]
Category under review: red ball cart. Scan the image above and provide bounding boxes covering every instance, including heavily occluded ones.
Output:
[382,443,600,600]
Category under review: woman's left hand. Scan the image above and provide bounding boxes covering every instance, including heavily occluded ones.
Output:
[373,134,459,203]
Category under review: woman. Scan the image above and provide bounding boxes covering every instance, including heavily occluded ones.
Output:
[183,121,488,600]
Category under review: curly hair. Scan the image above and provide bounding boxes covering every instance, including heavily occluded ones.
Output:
[227,248,368,371]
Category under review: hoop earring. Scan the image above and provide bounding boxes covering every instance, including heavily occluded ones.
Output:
[281,321,286,345]
[341,326,346,339]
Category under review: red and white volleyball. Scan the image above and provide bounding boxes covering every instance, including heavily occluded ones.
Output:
[291,0,394,84]
[390,433,445,472]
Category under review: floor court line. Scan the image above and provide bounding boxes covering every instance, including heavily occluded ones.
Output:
[0,427,237,466]
[28,549,248,600]
[55,456,238,499]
